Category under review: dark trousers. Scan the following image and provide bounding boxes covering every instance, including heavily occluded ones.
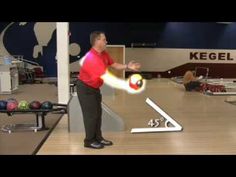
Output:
[184,81,201,91]
[76,80,103,144]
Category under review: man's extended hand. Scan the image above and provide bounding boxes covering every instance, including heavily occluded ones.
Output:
[127,60,141,71]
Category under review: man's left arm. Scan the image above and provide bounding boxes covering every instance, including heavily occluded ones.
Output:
[110,61,141,71]
[110,62,127,70]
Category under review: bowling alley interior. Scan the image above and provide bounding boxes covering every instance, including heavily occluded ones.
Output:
[1,22,236,155]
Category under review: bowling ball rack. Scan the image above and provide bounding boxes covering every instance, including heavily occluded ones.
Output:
[0,103,67,133]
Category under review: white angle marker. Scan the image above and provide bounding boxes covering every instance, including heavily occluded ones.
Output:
[131,98,183,133]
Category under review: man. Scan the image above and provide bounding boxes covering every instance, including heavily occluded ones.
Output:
[77,31,141,149]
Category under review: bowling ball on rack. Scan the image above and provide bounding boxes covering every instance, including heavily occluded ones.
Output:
[0,100,7,110]
[7,101,18,111]
[18,100,29,110]
[29,101,41,109]
[41,101,53,110]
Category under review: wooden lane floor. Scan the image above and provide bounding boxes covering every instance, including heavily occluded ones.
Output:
[38,78,236,154]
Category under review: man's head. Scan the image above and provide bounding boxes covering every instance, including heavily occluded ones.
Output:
[90,31,107,51]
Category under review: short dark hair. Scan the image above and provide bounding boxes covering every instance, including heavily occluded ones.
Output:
[90,31,105,46]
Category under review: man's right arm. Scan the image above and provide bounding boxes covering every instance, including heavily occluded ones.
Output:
[100,70,145,94]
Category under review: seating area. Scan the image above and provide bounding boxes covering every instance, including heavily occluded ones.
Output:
[33,67,45,83]
[18,67,45,84]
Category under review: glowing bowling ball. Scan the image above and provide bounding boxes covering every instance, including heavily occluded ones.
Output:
[129,74,143,90]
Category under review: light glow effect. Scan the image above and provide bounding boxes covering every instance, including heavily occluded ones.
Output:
[79,55,146,94]
[101,71,146,94]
